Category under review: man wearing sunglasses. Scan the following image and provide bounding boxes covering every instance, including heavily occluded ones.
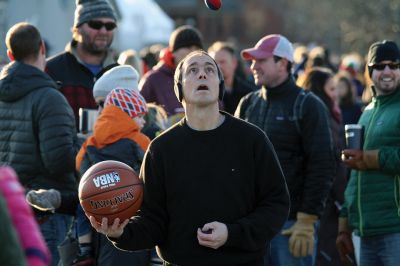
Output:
[338,40,400,266]
[46,0,119,129]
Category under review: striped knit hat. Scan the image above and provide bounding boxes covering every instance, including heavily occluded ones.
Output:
[74,0,117,28]
[104,88,147,118]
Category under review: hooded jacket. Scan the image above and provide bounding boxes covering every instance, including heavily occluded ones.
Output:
[0,61,79,214]
[76,105,150,266]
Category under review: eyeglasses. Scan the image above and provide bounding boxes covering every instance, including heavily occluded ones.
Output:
[371,63,400,71]
[87,20,117,31]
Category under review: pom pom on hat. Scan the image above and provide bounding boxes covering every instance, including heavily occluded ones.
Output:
[105,88,147,119]
[74,0,117,28]
[93,65,139,99]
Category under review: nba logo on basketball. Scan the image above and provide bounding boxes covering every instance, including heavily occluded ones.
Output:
[93,171,121,188]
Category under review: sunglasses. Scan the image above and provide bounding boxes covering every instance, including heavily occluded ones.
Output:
[87,20,117,31]
[371,62,400,71]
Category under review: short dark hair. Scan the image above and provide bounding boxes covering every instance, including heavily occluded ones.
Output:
[6,22,42,61]
[208,41,236,56]
[274,55,292,73]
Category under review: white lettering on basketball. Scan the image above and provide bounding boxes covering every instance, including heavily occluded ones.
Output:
[93,172,120,188]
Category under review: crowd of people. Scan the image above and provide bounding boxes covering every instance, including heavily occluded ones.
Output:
[0,0,399,266]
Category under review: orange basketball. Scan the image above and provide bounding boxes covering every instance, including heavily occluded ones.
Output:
[78,160,143,225]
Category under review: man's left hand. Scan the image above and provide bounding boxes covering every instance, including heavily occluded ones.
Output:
[197,221,228,249]
[341,149,379,170]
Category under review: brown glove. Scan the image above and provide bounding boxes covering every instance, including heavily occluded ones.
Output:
[281,212,318,257]
[341,149,379,170]
[336,217,355,265]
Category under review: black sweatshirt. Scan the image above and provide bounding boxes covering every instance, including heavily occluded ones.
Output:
[112,112,289,266]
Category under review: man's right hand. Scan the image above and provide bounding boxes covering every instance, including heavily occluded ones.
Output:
[336,217,354,265]
[89,216,129,239]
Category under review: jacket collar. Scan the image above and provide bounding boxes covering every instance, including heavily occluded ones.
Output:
[65,40,116,67]
[262,75,297,97]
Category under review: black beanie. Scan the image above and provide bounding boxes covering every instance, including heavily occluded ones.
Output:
[169,25,204,52]
[74,0,117,28]
[367,40,400,76]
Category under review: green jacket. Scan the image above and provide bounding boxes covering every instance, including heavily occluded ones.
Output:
[341,87,400,237]
[0,194,26,266]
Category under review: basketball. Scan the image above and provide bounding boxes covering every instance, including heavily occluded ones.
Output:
[78,160,143,225]
[204,0,222,10]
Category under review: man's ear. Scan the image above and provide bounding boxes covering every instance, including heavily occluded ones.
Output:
[279,58,288,72]
[232,57,238,69]
[40,40,46,56]
[7,49,15,62]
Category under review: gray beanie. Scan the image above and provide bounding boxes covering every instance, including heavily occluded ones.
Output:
[74,0,117,28]
[93,65,139,99]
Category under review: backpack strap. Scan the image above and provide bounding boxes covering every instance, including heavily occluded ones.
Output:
[293,90,311,135]
[243,90,261,115]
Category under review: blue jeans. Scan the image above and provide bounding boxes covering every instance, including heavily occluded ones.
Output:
[360,233,400,266]
[39,213,73,266]
[264,220,319,266]
[76,204,91,237]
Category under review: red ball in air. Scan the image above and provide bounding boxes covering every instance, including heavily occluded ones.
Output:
[204,0,222,11]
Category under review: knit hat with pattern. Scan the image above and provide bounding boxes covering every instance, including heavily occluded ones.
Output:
[104,88,147,118]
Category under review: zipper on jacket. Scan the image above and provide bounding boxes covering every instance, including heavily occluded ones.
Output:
[261,89,270,130]
[357,99,379,236]
[394,175,400,217]
[357,170,363,236]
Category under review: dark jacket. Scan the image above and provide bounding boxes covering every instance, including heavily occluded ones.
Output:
[0,61,79,214]
[112,113,290,266]
[222,76,257,114]
[46,41,118,128]
[82,140,150,266]
[77,105,150,266]
[235,77,335,219]
[317,109,347,266]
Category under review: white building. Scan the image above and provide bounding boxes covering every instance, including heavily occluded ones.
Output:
[0,0,174,61]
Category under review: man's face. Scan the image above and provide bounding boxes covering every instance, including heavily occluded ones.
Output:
[77,17,116,54]
[209,49,237,82]
[370,60,400,96]
[181,53,220,106]
[250,56,285,87]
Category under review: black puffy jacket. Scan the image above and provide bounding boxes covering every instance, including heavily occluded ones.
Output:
[235,77,335,219]
[0,61,79,214]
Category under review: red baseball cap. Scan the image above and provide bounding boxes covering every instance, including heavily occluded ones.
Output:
[241,34,294,62]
